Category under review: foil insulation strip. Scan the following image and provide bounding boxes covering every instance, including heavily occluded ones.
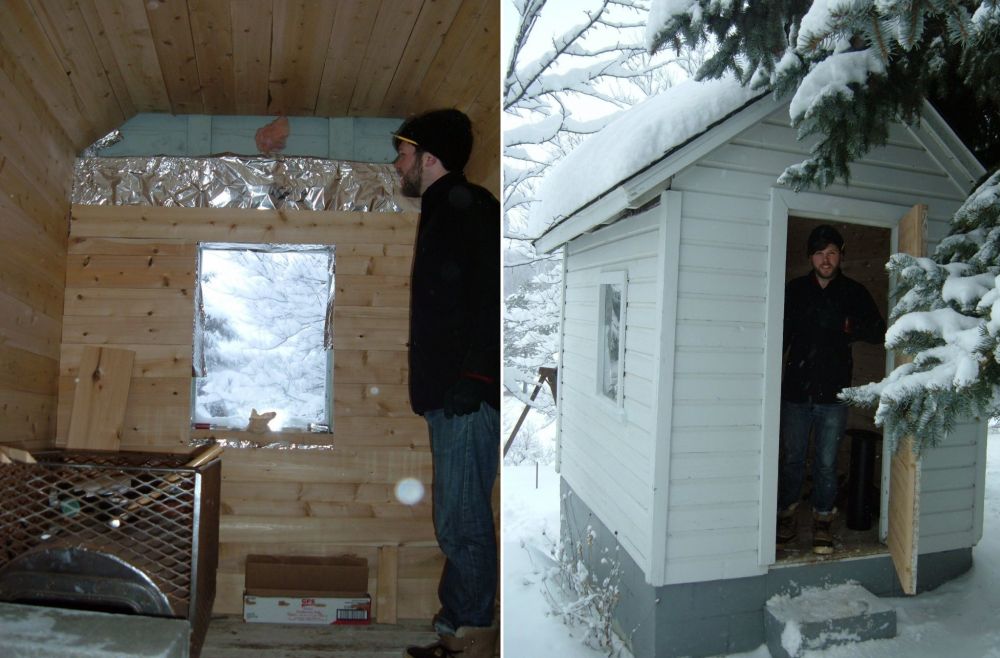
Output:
[73,156,412,212]
[80,129,123,156]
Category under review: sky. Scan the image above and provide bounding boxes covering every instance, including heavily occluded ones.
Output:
[502,420,1000,657]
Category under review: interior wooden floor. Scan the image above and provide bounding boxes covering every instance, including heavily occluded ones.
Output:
[775,501,886,566]
[200,617,438,658]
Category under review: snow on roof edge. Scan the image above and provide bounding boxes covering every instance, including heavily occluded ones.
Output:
[528,76,764,241]
[531,81,769,244]
[530,83,987,251]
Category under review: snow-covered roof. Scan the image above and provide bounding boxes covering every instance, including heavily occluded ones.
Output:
[528,76,763,239]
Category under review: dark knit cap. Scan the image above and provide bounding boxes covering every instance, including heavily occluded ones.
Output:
[807,225,845,256]
[393,109,473,172]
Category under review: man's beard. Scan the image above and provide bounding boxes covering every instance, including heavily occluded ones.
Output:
[401,158,423,197]
[814,265,838,281]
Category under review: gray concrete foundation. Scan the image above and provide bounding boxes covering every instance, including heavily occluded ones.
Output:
[561,478,972,658]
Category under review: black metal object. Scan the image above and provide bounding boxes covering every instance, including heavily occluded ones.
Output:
[503,366,557,458]
[0,547,174,616]
[0,450,220,657]
[846,429,880,531]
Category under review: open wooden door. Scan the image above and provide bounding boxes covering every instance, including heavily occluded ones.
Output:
[887,204,927,595]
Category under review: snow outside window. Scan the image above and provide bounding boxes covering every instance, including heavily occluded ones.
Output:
[193,243,335,431]
[597,271,626,407]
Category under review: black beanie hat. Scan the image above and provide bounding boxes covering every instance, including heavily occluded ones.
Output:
[807,224,845,256]
[393,109,473,173]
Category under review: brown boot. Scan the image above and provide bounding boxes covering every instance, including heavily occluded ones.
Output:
[446,626,498,658]
[776,504,798,546]
[404,626,498,658]
[812,510,835,555]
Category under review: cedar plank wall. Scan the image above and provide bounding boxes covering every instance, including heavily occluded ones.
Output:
[0,0,500,618]
[58,205,444,618]
[0,8,81,451]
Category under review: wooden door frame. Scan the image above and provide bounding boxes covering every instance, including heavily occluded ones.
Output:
[883,204,928,594]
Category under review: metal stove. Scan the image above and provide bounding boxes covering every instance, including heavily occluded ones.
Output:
[0,450,220,657]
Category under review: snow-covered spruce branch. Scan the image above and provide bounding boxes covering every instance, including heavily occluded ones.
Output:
[842,171,1000,452]
[648,0,996,192]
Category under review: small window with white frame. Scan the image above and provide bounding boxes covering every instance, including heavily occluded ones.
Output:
[193,242,335,432]
[597,271,627,406]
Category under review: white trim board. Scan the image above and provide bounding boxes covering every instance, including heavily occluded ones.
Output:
[648,191,681,586]
[908,100,986,193]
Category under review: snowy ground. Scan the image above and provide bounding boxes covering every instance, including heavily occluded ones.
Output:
[502,428,1000,657]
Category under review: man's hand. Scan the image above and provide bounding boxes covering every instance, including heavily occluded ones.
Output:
[443,376,492,418]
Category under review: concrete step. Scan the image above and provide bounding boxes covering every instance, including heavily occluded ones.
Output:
[764,583,896,658]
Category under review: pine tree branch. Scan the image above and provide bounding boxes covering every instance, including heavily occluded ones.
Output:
[907,1,923,47]
[871,14,890,62]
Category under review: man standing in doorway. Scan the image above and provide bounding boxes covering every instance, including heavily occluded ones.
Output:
[777,225,885,554]
[393,109,500,658]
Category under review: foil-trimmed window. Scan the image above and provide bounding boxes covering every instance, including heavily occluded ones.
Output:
[192,243,335,431]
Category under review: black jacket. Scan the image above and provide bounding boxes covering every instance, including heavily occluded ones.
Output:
[408,172,500,415]
[782,271,885,403]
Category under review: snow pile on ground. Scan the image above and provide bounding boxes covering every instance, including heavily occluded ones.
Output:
[502,452,634,658]
[501,394,630,656]
[503,429,1000,657]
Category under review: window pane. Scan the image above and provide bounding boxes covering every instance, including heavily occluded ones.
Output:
[194,245,333,430]
[600,282,622,401]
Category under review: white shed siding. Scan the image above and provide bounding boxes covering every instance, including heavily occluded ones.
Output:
[554,97,986,587]
[916,419,987,554]
[560,207,663,570]
[660,182,772,583]
[651,105,982,585]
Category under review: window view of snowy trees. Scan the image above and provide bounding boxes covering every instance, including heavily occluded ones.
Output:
[599,279,624,403]
[193,243,334,431]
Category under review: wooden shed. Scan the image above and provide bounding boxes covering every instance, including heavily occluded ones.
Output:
[0,1,498,654]
[533,79,988,657]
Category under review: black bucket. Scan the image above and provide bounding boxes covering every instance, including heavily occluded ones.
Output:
[846,429,880,531]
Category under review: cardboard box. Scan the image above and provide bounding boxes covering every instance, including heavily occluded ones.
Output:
[243,554,371,625]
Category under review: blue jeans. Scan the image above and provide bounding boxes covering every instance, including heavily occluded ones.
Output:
[425,402,499,630]
[778,400,848,514]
